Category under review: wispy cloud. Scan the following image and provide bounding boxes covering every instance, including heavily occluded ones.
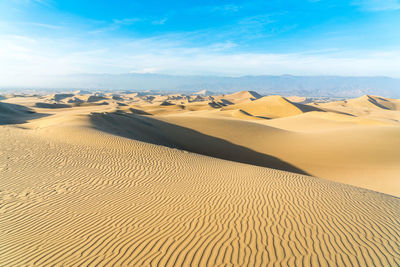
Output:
[210,4,242,13]
[89,16,167,34]
[188,3,242,15]
[113,18,141,26]
[239,14,276,27]
[152,18,168,25]
[207,41,238,51]
[1,32,400,86]
[87,18,140,34]
[353,0,400,11]
[28,22,63,29]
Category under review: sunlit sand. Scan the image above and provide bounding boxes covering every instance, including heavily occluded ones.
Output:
[1,91,399,265]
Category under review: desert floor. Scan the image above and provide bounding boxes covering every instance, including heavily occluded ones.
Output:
[1,91,400,266]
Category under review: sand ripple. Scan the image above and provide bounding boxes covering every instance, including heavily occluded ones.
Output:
[1,126,399,266]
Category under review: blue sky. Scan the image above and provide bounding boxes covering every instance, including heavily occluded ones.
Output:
[0,0,400,82]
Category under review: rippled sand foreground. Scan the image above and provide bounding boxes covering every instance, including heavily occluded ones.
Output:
[1,91,400,265]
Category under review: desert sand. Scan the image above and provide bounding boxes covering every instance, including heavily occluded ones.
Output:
[1,91,400,266]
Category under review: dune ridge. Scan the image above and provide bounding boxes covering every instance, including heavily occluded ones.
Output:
[132,114,400,196]
[343,95,400,111]
[222,95,322,119]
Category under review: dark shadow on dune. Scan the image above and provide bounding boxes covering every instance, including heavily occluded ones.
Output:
[89,111,310,175]
[129,108,152,115]
[308,103,358,117]
[238,109,271,120]
[293,102,324,112]
[160,101,174,106]
[218,99,234,105]
[76,101,109,107]
[208,101,223,108]
[0,102,50,125]
[35,102,71,108]
[53,93,74,102]
[295,102,359,117]
[366,96,390,110]
[87,95,108,103]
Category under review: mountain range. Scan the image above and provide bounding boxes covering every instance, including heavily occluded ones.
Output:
[2,74,400,98]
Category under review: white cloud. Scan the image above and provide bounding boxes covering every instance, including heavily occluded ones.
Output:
[0,33,399,87]
[130,68,158,74]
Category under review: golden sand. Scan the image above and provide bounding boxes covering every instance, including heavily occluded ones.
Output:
[1,92,399,265]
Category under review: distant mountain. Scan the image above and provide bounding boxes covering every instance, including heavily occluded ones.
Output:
[1,73,400,98]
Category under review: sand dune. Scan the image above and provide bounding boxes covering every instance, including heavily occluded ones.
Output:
[66,97,84,104]
[1,92,400,265]
[52,93,74,102]
[286,96,308,103]
[35,102,71,109]
[222,95,322,119]
[141,114,399,196]
[0,102,45,124]
[231,109,264,120]
[313,95,400,123]
[1,120,400,266]
[341,95,400,111]
[263,111,392,131]
[218,90,261,104]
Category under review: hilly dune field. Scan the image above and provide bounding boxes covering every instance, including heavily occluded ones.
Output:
[1,91,400,266]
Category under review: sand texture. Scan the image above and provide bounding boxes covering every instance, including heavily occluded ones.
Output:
[1,91,400,266]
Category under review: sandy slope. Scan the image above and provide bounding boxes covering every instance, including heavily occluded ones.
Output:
[0,102,46,125]
[2,93,400,197]
[141,114,399,196]
[218,90,262,104]
[1,121,400,266]
[221,95,321,119]
[1,93,400,265]
[313,95,400,123]
[322,95,400,111]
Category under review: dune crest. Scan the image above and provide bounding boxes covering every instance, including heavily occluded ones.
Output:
[222,95,321,119]
[349,95,400,110]
[217,90,262,104]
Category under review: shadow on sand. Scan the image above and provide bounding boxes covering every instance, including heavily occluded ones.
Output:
[90,111,310,176]
[0,102,50,125]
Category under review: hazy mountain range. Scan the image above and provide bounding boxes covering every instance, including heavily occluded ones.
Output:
[2,74,400,98]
